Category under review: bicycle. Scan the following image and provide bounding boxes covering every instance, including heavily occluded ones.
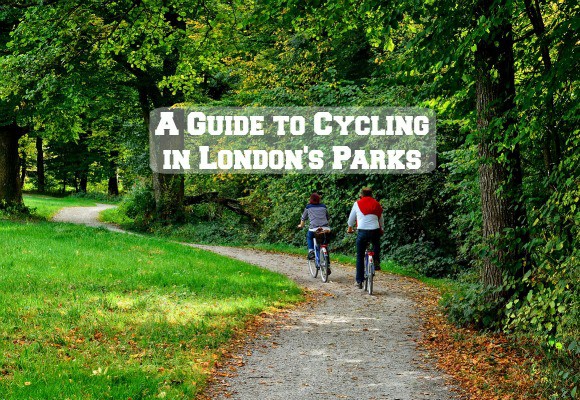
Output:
[347,227,377,295]
[307,228,331,283]
[363,244,375,295]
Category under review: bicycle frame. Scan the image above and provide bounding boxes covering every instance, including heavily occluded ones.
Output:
[310,231,330,283]
[312,237,328,266]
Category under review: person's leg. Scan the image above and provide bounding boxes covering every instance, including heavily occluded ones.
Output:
[355,231,368,284]
[371,229,381,270]
[306,230,315,259]
[307,230,314,250]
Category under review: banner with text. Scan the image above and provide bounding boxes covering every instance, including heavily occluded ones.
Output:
[150,107,436,174]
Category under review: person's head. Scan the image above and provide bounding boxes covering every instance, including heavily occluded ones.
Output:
[361,187,373,198]
[309,192,321,204]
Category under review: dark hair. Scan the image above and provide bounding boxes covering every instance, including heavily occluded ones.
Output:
[361,187,373,197]
[309,192,321,204]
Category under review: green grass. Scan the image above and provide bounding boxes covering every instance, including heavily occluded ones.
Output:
[23,194,101,220]
[99,206,134,226]
[0,220,302,399]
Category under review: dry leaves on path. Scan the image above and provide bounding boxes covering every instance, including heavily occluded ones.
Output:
[406,278,543,400]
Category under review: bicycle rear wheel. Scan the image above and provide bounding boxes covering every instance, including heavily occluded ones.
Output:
[320,249,329,283]
[308,257,318,278]
[367,257,374,295]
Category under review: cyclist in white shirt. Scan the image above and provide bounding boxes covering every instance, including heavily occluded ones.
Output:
[347,187,384,288]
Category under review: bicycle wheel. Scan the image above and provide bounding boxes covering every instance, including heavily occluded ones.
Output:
[320,249,329,283]
[308,242,318,278]
[367,257,374,295]
[308,257,318,278]
[363,254,369,291]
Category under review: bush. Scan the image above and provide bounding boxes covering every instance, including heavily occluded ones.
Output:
[388,241,457,278]
[69,191,122,203]
[0,200,30,218]
[441,279,506,330]
[119,179,156,229]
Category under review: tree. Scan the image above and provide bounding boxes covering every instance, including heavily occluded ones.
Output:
[474,0,527,290]
[0,5,27,206]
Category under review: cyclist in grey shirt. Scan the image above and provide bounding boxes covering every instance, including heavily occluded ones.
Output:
[297,193,331,268]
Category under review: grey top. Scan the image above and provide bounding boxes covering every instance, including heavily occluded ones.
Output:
[301,204,330,230]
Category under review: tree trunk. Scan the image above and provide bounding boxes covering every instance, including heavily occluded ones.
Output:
[475,0,527,292]
[108,150,119,196]
[138,83,185,222]
[36,136,45,192]
[20,149,27,189]
[79,173,88,193]
[0,126,24,206]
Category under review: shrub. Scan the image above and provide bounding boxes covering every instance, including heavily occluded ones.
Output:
[119,179,156,229]
[387,241,457,278]
[69,191,122,203]
[441,280,505,330]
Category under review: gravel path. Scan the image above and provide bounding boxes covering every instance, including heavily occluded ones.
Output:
[193,245,458,400]
[52,205,458,400]
[52,204,125,233]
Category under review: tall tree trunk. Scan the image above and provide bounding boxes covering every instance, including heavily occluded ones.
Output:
[36,136,45,192]
[79,173,88,193]
[20,149,27,189]
[475,0,527,293]
[108,150,119,196]
[138,82,185,222]
[150,109,185,221]
[0,125,25,206]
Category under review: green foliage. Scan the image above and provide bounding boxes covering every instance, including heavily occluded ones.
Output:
[442,272,506,330]
[1,0,578,396]
[68,191,122,204]
[388,241,457,278]
[0,200,30,216]
[119,179,157,229]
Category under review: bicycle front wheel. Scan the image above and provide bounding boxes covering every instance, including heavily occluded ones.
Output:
[320,250,329,283]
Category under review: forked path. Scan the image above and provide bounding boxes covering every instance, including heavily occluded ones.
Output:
[52,206,458,399]
[193,245,458,400]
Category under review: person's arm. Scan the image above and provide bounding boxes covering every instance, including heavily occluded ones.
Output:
[298,208,308,228]
[347,203,357,232]
[379,212,384,233]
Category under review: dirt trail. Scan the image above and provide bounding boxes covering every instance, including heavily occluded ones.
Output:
[53,206,458,400]
[191,245,458,400]
[52,204,125,233]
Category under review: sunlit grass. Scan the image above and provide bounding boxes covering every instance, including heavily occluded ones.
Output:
[0,220,302,399]
[99,206,133,226]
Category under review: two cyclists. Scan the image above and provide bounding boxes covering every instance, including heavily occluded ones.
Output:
[299,188,383,286]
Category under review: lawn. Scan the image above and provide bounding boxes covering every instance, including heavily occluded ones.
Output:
[0,220,302,399]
